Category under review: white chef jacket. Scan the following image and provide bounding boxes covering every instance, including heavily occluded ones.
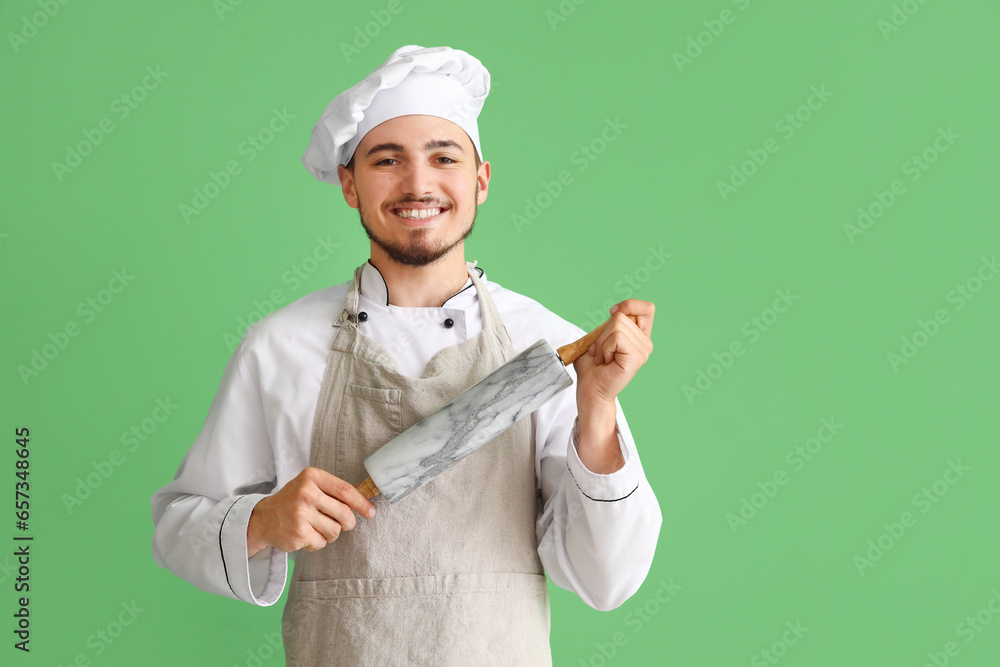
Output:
[150,261,661,612]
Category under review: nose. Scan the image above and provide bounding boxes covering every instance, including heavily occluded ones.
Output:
[400,160,435,197]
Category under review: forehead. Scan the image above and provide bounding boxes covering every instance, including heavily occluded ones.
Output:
[355,114,475,155]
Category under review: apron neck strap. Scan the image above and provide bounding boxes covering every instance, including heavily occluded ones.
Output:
[335,264,367,330]
[464,263,504,339]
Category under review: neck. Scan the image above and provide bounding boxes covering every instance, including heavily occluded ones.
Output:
[368,245,470,307]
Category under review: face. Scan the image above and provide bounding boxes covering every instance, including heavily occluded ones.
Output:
[337,115,490,267]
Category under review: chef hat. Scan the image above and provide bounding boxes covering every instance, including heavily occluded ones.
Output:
[302,45,491,186]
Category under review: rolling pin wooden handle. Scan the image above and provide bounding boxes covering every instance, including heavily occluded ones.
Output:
[556,323,606,366]
[355,476,381,499]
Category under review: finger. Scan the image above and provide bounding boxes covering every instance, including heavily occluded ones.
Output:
[313,493,359,533]
[597,323,631,367]
[593,326,611,366]
[615,312,654,359]
[313,470,378,520]
[594,316,627,366]
[307,512,342,547]
[597,318,651,368]
[617,314,653,360]
[610,299,655,338]
[598,331,618,368]
[594,314,634,365]
[601,328,638,369]
[590,338,601,366]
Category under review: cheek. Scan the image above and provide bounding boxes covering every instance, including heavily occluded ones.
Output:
[356,181,390,208]
[447,175,480,204]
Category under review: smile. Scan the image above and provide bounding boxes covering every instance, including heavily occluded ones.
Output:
[394,207,445,220]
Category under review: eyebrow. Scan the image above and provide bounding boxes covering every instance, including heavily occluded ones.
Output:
[424,139,465,153]
[364,139,466,157]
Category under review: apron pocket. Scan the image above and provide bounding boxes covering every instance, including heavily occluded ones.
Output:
[284,573,551,667]
[333,384,403,482]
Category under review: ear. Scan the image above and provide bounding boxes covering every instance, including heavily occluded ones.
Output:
[476,160,491,205]
[338,164,359,209]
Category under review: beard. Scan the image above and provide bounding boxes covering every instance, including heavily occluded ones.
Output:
[358,189,479,267]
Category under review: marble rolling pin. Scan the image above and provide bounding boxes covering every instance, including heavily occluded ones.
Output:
[354,324,605,503]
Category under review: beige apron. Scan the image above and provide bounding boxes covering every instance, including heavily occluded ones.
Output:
[282,264,552,666]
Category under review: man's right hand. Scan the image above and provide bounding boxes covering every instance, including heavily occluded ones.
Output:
[246,467,377,557]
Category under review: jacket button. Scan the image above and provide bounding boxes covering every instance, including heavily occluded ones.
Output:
[443,318,454,328]
[357,311,368,322]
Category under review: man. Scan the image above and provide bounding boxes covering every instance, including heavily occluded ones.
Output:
[152,45,661,666]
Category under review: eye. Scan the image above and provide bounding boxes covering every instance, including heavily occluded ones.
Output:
[374,158,397,166]
[435,156,457,164]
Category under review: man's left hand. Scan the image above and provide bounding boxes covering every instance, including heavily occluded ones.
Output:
[574,299,655,404]
[572,299,655,473]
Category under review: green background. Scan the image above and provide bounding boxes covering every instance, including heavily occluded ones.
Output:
[2,0,999,665]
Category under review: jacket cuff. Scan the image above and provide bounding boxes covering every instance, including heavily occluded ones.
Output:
[219,494,287,606]
[566,418,640,502]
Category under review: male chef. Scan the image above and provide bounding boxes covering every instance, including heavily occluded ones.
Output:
[151,45,661,665]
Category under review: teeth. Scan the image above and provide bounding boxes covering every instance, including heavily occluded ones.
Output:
[396,208,443,220]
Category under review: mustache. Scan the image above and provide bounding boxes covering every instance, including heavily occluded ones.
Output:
[388,197,451,207]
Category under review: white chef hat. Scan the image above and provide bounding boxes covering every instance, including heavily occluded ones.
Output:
[302,45,491,186]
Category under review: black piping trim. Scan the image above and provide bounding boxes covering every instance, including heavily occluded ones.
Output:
[364,260,483,307]
[567,467,639,502]
[365,259,391,306]
[443,266,484,306]
[220,497,242,601]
